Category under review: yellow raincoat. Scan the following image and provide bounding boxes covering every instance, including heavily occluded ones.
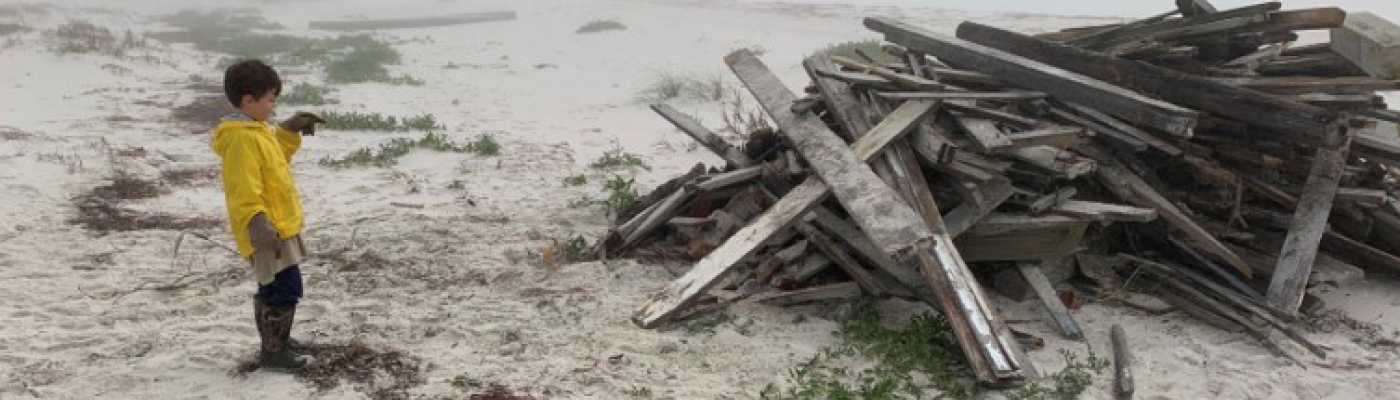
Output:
[212,118,304,259]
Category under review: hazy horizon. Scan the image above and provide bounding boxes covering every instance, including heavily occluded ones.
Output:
[734,0,1400,19]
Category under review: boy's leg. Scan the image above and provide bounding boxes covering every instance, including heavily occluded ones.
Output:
[255,265,312,370]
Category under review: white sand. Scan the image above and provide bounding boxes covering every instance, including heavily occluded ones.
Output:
[1,0,1398,398]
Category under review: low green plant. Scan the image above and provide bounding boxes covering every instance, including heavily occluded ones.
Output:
[0,23,31,36]
[590,144,650,171]
[46,20,147,56]
[577,20,628,34]
[569,175,639,217]
[447,373,483,390]
[279,83,336,106]
[468,134,500,156]
[622,386,653,398]
[639,71,687,101]
[318,132,469,169]
[321,111,444,132]
[760,301,1109,400]
[562,174,587,187]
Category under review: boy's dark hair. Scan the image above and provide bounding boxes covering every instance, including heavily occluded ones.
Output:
[223,59,282,108]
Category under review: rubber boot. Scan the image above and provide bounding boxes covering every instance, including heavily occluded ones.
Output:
[257,305,314,372]
[255,295,311,351]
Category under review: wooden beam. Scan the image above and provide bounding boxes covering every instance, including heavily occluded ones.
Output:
[1061,102,1184,157]
[1004,126,1088,150]
[879,91,1049,100]
[1207,76,1400,95]
[1110,324,1135,399]
[1267,134,1352,315]
[952,114,1014,154]
[651,103,754,169]
[943,177,1017,236]
[750,282,862,306]
[796,223,898,296]
[631,97,937,328]
[1047,105,1149,153]
[943,102,1039,129]
[830,55,944,90]
[1019,263,1084,340]
[866,17,1201,138]
[1074,2,1281,49]
[954,21,1340,143]
[1093,157,1254,277]
[1048,200,1158,222]
[728,50,932,259]
[1332,12,1400,79]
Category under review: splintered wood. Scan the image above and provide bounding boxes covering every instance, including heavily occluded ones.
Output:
[608,0,1400,388]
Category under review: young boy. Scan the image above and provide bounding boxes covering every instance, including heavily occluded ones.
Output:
[214,59,324,371]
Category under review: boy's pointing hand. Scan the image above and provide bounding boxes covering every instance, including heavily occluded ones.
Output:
[280,111,326,136]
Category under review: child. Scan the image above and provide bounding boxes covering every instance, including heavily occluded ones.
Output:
[214,59,324,371]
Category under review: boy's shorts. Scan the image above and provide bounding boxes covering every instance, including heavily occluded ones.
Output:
[257,265,303,308]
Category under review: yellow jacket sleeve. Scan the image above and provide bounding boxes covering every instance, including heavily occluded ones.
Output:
[274,126,303,162]
[221,132,268,258]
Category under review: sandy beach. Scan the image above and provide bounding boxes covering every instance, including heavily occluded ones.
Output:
[1,0,1398,398]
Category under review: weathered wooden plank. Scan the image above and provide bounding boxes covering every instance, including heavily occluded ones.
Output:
[953,21,1339,143]
[1048,200,1158,222]
[1257,52,1369,77]
[632,98,937,328]
[692,165,764,192]
[750,282,862,306]
[1207,76,1400,95]
[1332,12,1400,79]
[651,103,754,169]
[830,55,945,90]
[1093,157,1254,277]
[879,91,1049,100]
[944,102,1039,129]
[620,188,693,251]
[1047,105,1150,153]
[1294,93,1385,110]
[1177,0,1218,16]
[1019,263,1084,340]
[925,66,1004,86]
[728,50,932,259]
[1073,2,1281,49]
[1111,324,1135,399]
[1010,146,1097,179]
[1267,134,1352,316]
[1061,103,1184,157]
[1004,126,1088,150]
[866,17,1200,138]
[943,177,1017,236]
[953,114,1015,154]
[958,220,1088,262]
[796,223,897,296]
[811,67,893,86]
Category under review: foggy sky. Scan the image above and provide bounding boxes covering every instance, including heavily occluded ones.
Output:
[741,0,1400,20]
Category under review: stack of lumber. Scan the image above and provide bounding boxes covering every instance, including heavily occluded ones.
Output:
[600,1,1400,386]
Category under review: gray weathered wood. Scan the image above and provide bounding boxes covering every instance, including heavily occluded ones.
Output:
[879,91,1049,100]
[953,114,1015,154]
[1093,157,1253,277]
[1047,105,1150,152]
[1004,126,1089,150]
[943,177,1017,236]
[1111,324,1135,399]
[830,55,945,90]
[953,21,1343,143]
[651,103,754,169]
[729,50,932,259]
[750,282,862,306]
[1048,200,1158,222]
[944,102,1039,129]
[620,188,693,250]
[633,93,937,328]
[1011,146,1097,179]
[795,223,898,296]
[1332,12,1400,79]
[866,17,1200,138]
[1207,76,1400,95]
[1073,2,1278,49]
[692,165,764,192]
[1267,134,1351,315]
[1061,103,1184,156]
[1019,263,1084,340]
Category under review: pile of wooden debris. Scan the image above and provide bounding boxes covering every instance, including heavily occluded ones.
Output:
[597,0,1400,389]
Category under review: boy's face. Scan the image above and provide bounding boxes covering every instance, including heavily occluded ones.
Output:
[239,91,277,122]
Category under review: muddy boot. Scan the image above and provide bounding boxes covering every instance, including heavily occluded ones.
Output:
[255,295,311,351]
[280,303,313,351]
[257,305,314,372]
